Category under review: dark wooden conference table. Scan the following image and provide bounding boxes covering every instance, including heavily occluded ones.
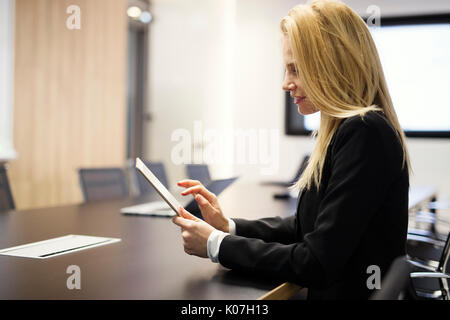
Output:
[0,182,436,299]
[0,182,299,299]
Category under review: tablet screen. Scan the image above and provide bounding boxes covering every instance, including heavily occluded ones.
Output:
[135,158,182,216]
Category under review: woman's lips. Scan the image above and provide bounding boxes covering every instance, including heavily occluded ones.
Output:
[294,96,306,104]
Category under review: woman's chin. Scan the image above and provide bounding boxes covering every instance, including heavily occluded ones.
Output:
[297,104,318,116]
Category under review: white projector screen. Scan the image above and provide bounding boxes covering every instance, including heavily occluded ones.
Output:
[287,15,450,138]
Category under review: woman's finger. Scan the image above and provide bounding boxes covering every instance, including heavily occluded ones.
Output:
[179,206,200,222]
[172,216,192,229]
[195,194,215,212]
[177,180,201,188]
[180,185,217,204]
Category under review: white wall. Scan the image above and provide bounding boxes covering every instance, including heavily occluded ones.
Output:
[146,0,230,182]
[146,0,450,200]
[0,0,16,161]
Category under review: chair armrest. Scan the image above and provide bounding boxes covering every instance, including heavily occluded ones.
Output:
[410,272,450,279]
[407,234,445,247]
[408,228,435,238]
[407,259,438,272]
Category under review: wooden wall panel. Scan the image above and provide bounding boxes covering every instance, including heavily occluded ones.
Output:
[10,0,127,209]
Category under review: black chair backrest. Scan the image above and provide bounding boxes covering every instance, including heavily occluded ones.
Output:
[407,231,450,300]
[370,256,413,300]
[136,161,169,196]
[79,168,129,202]
[438,232,450,298]
[0,164,15,211]
[289,155,310,185]
[438,232,450,274]
[186,164,212,186]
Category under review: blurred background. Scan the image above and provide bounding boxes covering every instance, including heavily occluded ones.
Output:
[1,0,450,210]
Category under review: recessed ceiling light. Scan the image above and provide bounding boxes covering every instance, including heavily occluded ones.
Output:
[127,6,142,19]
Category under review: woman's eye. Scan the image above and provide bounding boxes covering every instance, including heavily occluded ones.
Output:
[286,66,298,76]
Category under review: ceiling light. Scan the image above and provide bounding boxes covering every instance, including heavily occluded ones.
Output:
[127,6,142,19]
[139,11,152,24]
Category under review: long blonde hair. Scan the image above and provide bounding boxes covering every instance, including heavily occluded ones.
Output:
[281,0,410,190]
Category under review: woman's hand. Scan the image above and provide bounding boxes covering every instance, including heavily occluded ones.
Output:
[177,179,229,233]
[172,206,215,258]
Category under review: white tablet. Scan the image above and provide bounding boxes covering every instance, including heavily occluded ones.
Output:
[135,158,182,216]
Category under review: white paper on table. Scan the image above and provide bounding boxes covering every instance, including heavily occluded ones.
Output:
[0,234,121,259]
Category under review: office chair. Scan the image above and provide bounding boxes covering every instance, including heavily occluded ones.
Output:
[407,234,445,264]
[0,164,15,211]
[261,154,310,187]
[78,168,129,202]
[408,231,450,300]
[406,233,446,298]
[409,203,450,242]
[185,164,212,186]
[406,189,448,258]
[370,256,414,300]
[135,161,169,196]
[406,197,450,265]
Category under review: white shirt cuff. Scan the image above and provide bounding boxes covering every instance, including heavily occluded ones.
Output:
[228,218,236,235]
[207,219,236,263]
[207,229,228,263]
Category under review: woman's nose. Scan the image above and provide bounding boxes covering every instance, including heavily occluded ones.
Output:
[288,83,295,91]
[282,79,296,92]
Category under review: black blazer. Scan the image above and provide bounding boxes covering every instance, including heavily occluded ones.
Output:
[218,111,409,300]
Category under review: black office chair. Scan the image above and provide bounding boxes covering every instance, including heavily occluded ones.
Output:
[185,164,212,186]
[406,198,449,268]
[408,231,450,300]
[406,190,448,258]
[0,164,15,211]
[370,256,414,300]
[406,233,445,299]
[289,155,310,186]
[409,203,449,242]
[261,154,310,187]
[135,161,169,196]
[78,168,129,202]
[407,234,444,264]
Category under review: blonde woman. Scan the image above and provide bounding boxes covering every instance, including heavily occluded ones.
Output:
[173,0,410,300]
